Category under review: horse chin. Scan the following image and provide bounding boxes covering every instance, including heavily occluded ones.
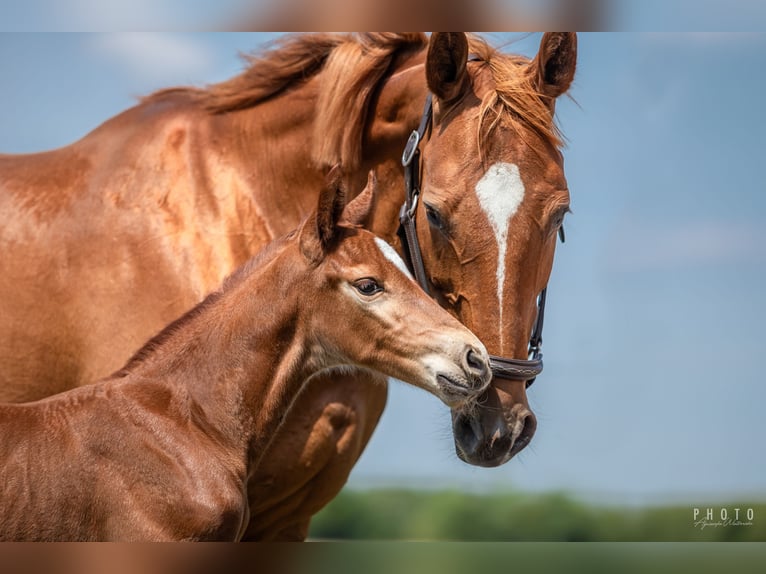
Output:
[451,408,537,468]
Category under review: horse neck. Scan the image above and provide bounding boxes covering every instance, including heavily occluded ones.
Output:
[122,242,323,466]
[205,78,327,238]
[210,55,430,245]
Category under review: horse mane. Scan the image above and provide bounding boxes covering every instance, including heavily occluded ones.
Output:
[144,33,428,171]
[143,32,563,170]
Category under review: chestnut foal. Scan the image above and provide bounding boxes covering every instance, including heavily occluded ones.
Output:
[0,173,490,541]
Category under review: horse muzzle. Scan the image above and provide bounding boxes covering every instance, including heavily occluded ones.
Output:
[451,390,537,467]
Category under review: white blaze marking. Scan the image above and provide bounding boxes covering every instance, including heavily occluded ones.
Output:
[374,237,415,282]
[474,162,525,336]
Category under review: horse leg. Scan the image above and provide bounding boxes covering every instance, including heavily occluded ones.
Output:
[241,370,387,541]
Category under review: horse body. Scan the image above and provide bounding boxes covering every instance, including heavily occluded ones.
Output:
[0,175,490,541]
[0,32,576,538]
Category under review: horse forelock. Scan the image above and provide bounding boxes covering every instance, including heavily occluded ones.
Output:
[466,35,565,159]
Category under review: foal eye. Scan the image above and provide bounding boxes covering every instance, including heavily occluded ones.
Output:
[353,278,383,297]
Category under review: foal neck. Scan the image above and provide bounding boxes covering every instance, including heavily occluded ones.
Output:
[119,240,322,463]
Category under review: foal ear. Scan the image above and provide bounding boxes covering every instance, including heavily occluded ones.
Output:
[426,32,470,103]
[299,165,347,263]
[341,170,377,228]
[531,33,577,102]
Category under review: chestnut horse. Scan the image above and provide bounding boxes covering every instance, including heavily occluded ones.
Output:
[0,32,575,539]
[0,172,491,541]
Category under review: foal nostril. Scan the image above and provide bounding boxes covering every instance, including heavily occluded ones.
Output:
[463,346,489,386]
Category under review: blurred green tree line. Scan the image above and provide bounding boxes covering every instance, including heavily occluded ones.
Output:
[308,488,765,541]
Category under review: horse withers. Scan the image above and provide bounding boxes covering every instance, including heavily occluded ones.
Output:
[0,171,490,541]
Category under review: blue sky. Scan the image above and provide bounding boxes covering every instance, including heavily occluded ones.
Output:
[1,33,765,504]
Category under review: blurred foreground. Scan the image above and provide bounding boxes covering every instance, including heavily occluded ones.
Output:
[4,0,766,31]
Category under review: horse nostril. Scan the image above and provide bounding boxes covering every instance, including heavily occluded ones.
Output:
[454,412,483,458]
[514,411,538,453]
[464,347,489,386]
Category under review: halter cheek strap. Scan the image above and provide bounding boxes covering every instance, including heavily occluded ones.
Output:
[398,93,433,296]
[397,92,563,389]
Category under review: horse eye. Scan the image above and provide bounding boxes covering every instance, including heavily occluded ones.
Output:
[552,207,570,231]
[424,203,446,231]
[552,208,569,243]
[353,278,383,297]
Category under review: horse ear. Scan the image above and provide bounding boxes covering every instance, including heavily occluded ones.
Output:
[426,32,470,102]
[531,33,577,101]
[300,165,346,263]
[342,170,377,228]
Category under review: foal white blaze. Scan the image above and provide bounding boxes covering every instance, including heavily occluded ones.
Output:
[474,162,526,345]
[374,237,415,282]
[375,239,427,388]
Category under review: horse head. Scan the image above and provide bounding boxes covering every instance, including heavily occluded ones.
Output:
[407,33,576,466]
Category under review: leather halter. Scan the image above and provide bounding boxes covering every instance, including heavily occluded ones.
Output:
[397,92,564,389]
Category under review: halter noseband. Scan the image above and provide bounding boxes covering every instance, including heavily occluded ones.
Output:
[397,92,564,389]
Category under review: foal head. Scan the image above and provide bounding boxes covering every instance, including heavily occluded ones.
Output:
[298,169,491,409]
[410,33,576,465]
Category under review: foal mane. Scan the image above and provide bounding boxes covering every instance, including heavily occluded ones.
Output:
[113,236,292,378]
[143,32,563,170]
[111,290,224,378]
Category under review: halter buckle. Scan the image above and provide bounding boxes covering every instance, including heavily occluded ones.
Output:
[401,130,420,167]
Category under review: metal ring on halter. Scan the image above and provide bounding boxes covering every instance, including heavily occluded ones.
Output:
[405,192,419,219]
[402,131,421,167]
